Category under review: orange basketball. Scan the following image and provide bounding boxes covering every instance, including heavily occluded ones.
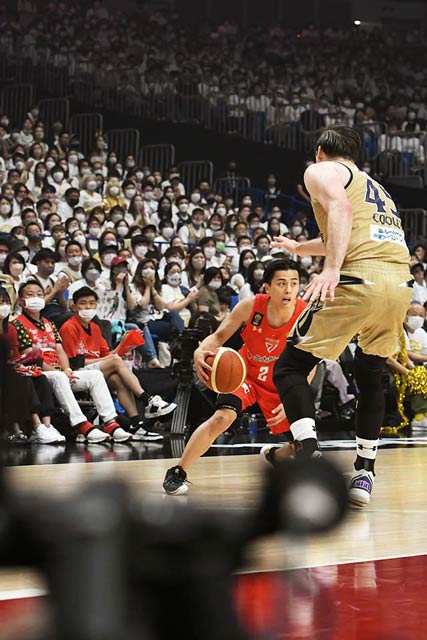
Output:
[204,347,247,394]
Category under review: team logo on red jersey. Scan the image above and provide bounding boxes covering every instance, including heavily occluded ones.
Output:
[265,337,279,353]
[251,312,263,326]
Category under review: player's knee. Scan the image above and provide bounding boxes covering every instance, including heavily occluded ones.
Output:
[209,410,233,436]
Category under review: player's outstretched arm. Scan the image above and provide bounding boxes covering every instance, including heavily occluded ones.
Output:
[194,298,254,381]
[271,235,326,257]
[303,163,353,302]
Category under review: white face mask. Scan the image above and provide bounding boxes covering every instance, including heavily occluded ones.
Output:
[25,296,45,311]
[239,245,251,253]
[86,269,101,282]
[88,227,101,237]
[75,235,86,247]
[0,304,11,318]
[68,155,78,164]
[301,256,313,268]
[191,193,201,203]
[125,188,136,199]
[117,226,128,237]
[15,161,25,171]
[209,279,222,290]
[179,203,189,213]
[210,224,222,231]
[135,246,148,258]
[144,191,154,200]
[407,316,424,331]
[167,273,181,286]
[87,181,97,191]
[253,269,264,281]
[162,227,174,239]
[81,167,91,175]
[204,247,216,259]
[68,255,82,267]
[109,186,120,196]
[53,172,64,182]
[292,226,303,236]
[142,268,155,278]
[103,254,115,267]
[75,213,86,222]
[0,204,11,215]
[78,308,97,321]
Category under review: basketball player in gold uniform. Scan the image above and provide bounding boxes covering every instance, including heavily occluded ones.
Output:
[271,125,412,507]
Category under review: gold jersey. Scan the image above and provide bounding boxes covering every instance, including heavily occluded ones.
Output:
[310,160,410,267]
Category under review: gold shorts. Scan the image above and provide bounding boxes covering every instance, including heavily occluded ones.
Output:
[293,261,412,360]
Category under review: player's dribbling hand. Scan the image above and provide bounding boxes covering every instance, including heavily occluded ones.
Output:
[266,403,286,428]
[194,348,214,382]
[303,267,340,303]
[271,235,299,254]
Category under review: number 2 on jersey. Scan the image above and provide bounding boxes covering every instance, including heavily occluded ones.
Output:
[257,366,269,382]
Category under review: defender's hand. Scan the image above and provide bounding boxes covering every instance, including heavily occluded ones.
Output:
[303,267,340,303]
[266,403,286,428]
[271,235,299,254]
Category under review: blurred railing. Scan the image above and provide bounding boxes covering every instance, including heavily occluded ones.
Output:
[1,54,427,186]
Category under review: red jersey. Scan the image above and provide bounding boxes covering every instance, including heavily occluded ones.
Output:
[14,313,61,368]
[59,316,110,361]
[239,294,306,393]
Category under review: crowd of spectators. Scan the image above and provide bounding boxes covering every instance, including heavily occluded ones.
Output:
[1,3,427,171]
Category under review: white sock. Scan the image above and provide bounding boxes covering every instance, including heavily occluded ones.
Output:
[355,437,378,461]
[291,417,317,442]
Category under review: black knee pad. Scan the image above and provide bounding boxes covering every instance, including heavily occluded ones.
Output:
[354,347,386,391]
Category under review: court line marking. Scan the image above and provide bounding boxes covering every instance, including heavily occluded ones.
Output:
[211,437,427,449]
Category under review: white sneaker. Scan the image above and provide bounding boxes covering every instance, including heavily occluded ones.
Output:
[111,427,132,442]
[411,414,427,428]
[29,424,65,445]
[132,426,164,442]
[348,467,375,508]
[76,427,109,444]
[145,395,176,419]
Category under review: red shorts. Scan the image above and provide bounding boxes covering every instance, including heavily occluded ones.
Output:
[217,380,290,435]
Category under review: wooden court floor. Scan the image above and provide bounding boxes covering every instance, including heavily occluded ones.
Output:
[1,445,427,598]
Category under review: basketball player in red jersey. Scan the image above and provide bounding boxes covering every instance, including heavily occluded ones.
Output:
[163,260,307,495]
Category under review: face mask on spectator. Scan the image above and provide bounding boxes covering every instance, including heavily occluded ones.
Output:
[301,256,313,269]
[179,203,189,214]
[68,256,82,267]
[208,279,222,290]
[253,269,264,281]
[81,167,91,175]
[144,191,154,200]
[216,241,225,253]
[125,188,136,199]
[10,263,24,276]
[135,246,148,258]
[25,296,45,311]
[53,172,64,182]
[239,245,251,253]
[68,154,78,164]
[86,269,101,282]
[15,161,25,171]
[39,263,55,277]
[27,232,41,242]
[46,160,55,171]
[74,234,86,247]
[216,208,226,216]
[136,171,144,180]
[210,224,222,231]
[192,257,205,269]
[191,193,201,204]
[79,308,97,321]
[0,253,7,267]
[242,199,251,206]
[407,316,424,331]
[103,254,116,267]
[162,227,174,239]
[75,212,86,222]
[292,225,303,236]
[204,247,216,259]
[87,181,97,191]
[0,304,11,318]
[257,246,269,256]
[88,226,101,237]
[167,273,181,286]
[117,226,128,237]
[142,268,155,278]
[0,204,11,216]
[109,186,120,196]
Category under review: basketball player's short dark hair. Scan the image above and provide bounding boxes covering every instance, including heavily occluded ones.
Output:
[263,259,300,285]
[316,125,361,163]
